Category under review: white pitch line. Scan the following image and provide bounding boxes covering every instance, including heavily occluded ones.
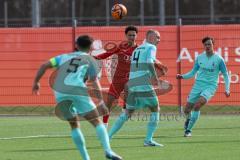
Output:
[0,134,239,140]
[0,134,69,140]
[115,134,240,137]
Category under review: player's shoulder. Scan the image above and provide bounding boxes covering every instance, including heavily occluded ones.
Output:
[59,51,89,61]
[197,52,206,58]
[146,42,156,49]
[59,51,80,57]
[132,44,138,50]
[214,53,224,59]
[52,53,68,61]
[56,53,68,57]
[210,53,224,64]
[69,51,89,58]
[140,42,156,50]
[196,52,208,61]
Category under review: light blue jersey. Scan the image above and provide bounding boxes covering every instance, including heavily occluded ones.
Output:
[128,42,157,92]
[50,51,97,88]
[182,52,230,103]
[126,42,159,109]
[50,51,98,117]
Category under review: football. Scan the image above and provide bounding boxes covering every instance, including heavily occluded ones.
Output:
[111,4,127,20]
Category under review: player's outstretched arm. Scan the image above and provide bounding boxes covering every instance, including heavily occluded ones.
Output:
[93,51,114,60]
[32,61,53,95]
[178,57,200,79]
[93,43,120,60]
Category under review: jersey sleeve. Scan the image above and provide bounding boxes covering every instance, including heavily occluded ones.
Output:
[146,46,157,78]
[49,55,62,67]
[94,51,115,59]
[182,57,200,79]
[219,58,230,93]
[147,46,156,64]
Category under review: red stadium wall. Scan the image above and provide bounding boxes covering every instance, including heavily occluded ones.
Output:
[0,25,239,106]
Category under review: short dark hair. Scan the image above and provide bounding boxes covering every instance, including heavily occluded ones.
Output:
[76,35,93,50]
[146,29,156,37]
[125,25,138,35]
[202,36,214,44]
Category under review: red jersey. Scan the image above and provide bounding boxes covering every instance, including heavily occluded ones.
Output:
[95,44,137,98]
[95,45,137,83]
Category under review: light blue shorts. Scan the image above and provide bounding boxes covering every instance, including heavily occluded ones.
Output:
[55,92,96,119]
[126,90,159,110]
[187,83,217,104]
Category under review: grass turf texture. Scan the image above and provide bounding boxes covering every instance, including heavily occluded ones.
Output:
[0,115,240,160]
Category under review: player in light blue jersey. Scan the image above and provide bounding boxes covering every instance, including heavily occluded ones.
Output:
[176,36,230,137]
[32,35,122,160]
[109,30,164,147]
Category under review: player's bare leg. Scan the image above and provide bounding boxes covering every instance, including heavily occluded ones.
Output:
[184,96,207,137]
[144,105,163,147]
[103,94,118,128]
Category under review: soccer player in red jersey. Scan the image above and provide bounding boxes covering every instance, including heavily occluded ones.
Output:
[94,25,138,127]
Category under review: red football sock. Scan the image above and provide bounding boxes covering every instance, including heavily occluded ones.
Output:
[103,114,110,124]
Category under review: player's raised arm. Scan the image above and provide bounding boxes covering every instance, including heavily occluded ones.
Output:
[219,58,230,97]
[94,49,117,60]
[93,41,120,60]
[32,60,53,95]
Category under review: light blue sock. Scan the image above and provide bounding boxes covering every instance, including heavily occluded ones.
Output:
[145,112,159,142]
[71,128,90,160]
[96,123,111,152]
[109,112,128,139]
[187,111,200,132]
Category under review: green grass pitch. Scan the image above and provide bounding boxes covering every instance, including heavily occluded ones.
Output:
[0,115,240,160]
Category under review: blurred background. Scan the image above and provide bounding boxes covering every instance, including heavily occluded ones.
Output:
[1,0,240,27]
[0,0,239,112]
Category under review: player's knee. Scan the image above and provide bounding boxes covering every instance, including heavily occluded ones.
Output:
[106,95,117,108]
[199,97,207,105]
[194,97,206,111]
[193,102,203,111]
[89,118,102,127]
[69,120,79,129]
[185,102,193,112]
[149,105,159,112]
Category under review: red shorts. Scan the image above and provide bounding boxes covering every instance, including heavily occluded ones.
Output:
[108,82,127,108]
[108,82,125,98]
